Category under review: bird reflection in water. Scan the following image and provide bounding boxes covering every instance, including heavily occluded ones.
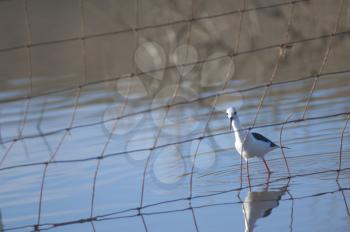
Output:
[240,177,287,232]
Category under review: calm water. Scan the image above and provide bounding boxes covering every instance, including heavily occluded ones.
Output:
[0,0,350,231]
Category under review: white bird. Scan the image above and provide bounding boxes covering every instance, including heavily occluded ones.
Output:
[226,107,289,184]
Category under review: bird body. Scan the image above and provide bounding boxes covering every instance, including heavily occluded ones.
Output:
[234,130,278,160]
[228,107,279,161]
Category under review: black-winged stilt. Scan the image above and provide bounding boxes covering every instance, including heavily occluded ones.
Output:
[226,107,289,186]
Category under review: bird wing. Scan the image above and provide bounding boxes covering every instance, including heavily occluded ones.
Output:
[251,132,278,147]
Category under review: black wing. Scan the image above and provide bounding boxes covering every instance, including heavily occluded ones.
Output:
[262,196,282,218]
[251,132,278,148]
[262,208,273,218]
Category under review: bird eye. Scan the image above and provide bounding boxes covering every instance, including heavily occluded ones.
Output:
[233,111,237,115]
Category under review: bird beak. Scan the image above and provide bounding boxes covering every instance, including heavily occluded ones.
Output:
[229,117,233,131]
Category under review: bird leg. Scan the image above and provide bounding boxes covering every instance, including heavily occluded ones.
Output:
[265,172,271,188]
[239,156,243,189]
[262,158,271,174]
[246,159,251,189]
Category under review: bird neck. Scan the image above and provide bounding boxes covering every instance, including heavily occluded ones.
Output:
[231,116,247,142]
[231,116,241,130]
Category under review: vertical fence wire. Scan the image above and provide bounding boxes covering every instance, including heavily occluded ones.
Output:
[89,81,131,231]
[138,0,195,213]
[35,0,88,228]
[17,0,33,160]
[336,113,350,219]
[188,0,246,205]
[36,97,53,154]
[236,0,247,190]
[87,0,143,229]
[337,114,350,179]
[184,2,201,231]
[35,74,83,229]
[336,180,350,217]
[279,113,294,176]
[0,0,34,168]
[250,2,295,128]
[286,189,295,232]
[133,1,150,231]
[236,0,296,188]
[301,0,345,119]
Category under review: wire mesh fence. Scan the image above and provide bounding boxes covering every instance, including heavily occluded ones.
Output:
[0,0,350,231]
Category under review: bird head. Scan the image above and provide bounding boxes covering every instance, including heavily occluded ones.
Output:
[226,107,237,130]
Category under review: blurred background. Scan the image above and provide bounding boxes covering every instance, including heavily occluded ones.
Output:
[0,0,349,231]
